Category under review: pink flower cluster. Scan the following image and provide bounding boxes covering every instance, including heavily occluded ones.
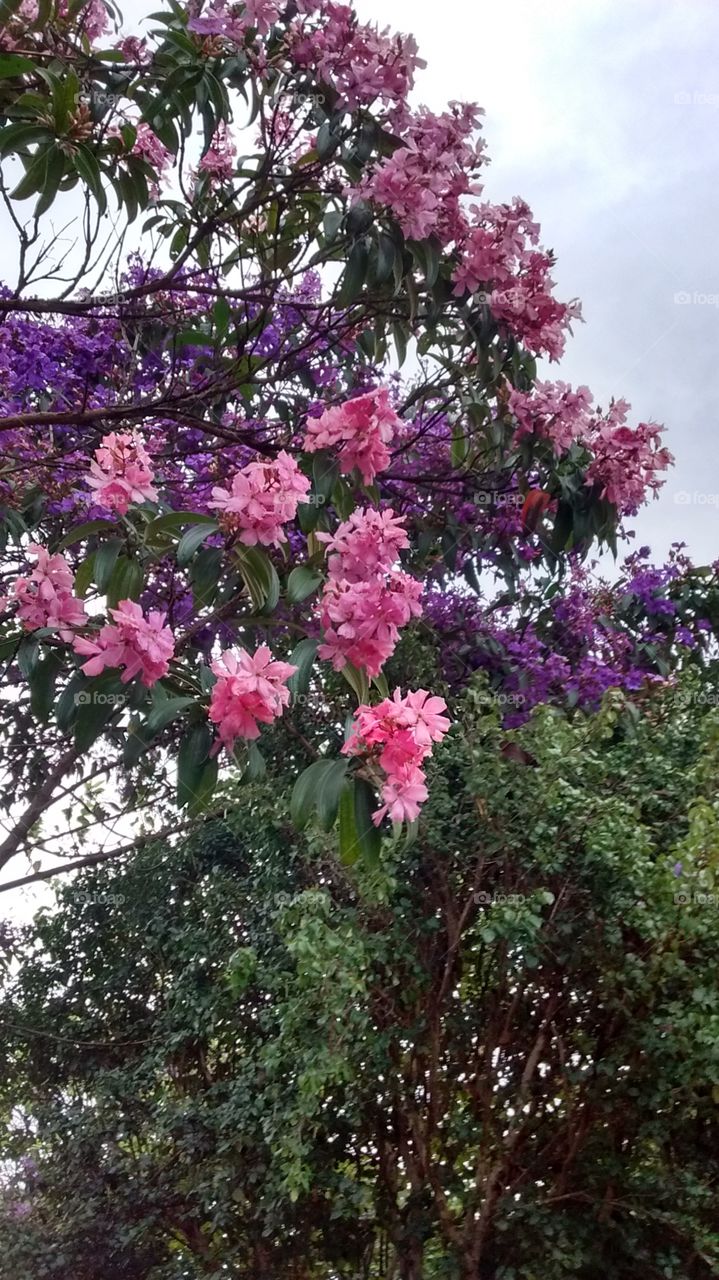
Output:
[317,508,422,676]
[1,544,87,641]
[189,0,283,42]
[208,644,296,752]
[509,380,594,454]
[198,124,237,182]
[73,599,175,687]
[354,103,485,243]
[131,123,172,178]
[343,688,450,824]
[208,449,310,547]
[507,383,672,514]
[290,2,425,125]
[87,431,158,516]
[452,200,580,359]
[585,403,673,515]
[303,387,401,485]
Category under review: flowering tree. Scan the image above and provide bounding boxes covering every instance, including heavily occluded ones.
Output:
[0,0,674,880]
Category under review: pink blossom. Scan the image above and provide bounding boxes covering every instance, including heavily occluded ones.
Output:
[452,200,580,359]
[5,544,87,642]
[208,449,310,547]
[199,124,236,182]
[585,404,673,515]
[208,644,296,752]
[353,103,484,245]
[290,4,425,125]
[343,687,450,824]
[115,35,151,64]
[86,431,158,516]
[316,507,421,676]
[317,507,409,582]
[303,387,401,484]
[318,571,422,676]
[131,123,171,177]
[73,599,175,687]
[509,381,594,454]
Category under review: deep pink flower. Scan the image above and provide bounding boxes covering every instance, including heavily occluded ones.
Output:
[208,644,296,751]
[73,599,174,687]
[343,687,450,825]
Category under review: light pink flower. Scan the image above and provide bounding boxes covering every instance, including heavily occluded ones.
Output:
[208,449,310,547]
[73,599,174,687]
[86,431,158,516]
[303,388,401,485]
[208,644,296,752]
[5,544,87,642]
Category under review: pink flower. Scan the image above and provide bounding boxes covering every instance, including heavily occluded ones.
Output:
[132,123,171,177]
[585,406,672,515]
[343,687,450,825]
[208,644,296,752]
[317,507,409,582]
[86,431,158,516]
[73,599,174,687]
[199,124,236,182]
[316,508,421,676]
[208,449,310,547]
[509,381,594,454]
[353,103,484,245]
[303,388,401,485]
[6,544,87,642]
[115,35,151,64]
[318,572,422,677]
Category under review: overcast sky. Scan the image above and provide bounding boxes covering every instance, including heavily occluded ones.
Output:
[2,0,718,916]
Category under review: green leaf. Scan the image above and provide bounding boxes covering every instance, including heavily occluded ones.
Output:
[291,758,348,832]
[17,635,40,678]
[177,722,217,813]
[74,144,107,214]
[337,240,368,307]
[338,777,381,865]
[74,553,96,599]
[287,637,318,702]
[0,54,36,79]
[93,538,124,591]
[177,522,217,567]
[145,696,195,737]
[191,546,223,609]
[236,545,280,613]
[106,557,143,608]
[29,652,62,721]
[57,519,118,551]
[340,662,370,705]
[286,566,323,605]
